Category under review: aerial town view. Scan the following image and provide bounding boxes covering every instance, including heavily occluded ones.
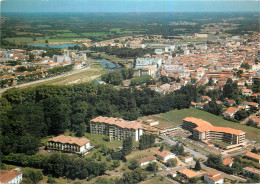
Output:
[0,0,259,184]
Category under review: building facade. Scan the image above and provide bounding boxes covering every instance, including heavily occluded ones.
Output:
[47,135,92,155]
[183,117,245,145]
[90,116,143,141]
[0,169,22,184]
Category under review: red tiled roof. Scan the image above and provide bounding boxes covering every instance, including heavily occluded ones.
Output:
[0,170,21,183]
[223,107,239,115]
[177,168,199,178]
[208,174,224,182]
[156,151,175,158]
[138,156,157,164]
[90,116,143,130]
[243,167,260,175]
[184,117,245,135]
[245,151,260,160]
[223,157,234,166]
[48,135,90,147]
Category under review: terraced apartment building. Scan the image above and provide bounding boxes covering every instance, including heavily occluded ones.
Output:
[90,116,143,141]
[182,117,245,146]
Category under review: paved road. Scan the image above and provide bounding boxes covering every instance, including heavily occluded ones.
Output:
[240,110,260,125]
[0,66,91,95]
[201,163,247,182]
[162,136,208,160]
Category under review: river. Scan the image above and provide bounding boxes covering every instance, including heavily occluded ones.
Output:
[94,58,123,84]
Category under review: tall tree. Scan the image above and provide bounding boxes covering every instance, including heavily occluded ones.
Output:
[122,137,133,156]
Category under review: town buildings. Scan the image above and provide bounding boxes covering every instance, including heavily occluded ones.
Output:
[47,135,92,155]
[182,117,245,146]
[90,116,143,141]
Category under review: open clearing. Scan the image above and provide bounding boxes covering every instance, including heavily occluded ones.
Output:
[19,65,106,88]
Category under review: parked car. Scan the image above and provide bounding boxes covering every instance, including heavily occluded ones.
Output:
[194,149,199,152]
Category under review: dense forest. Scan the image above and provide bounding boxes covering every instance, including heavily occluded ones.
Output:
[0,83,194,158]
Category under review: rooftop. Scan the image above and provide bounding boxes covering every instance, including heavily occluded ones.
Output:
[90,116,143,130]
[245,151,260,160]
[243,167,260,175]
[177,168,199,178]
[156,151,175,158]
[223,157,234,166]
[138,156,157,164]
[0,170,21,183]
[48,135,90,147]
[184,117,245,135]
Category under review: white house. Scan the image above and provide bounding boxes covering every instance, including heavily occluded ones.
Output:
[138,156,157,166]
[204,171,224,184]
[242,89,253,96]
[182,156,193,163]
[222,107,239,118]
[156,151,175,162]
[0,169,23,184]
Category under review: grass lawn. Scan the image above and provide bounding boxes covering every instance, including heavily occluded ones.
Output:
[84,133,122,149]
[126,147,159,160]
[157,108,260,141]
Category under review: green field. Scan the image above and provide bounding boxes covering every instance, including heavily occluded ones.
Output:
[157,108,260,141]
[81,32,110,37]
[84,133,122,149]
[5,37,33,42]
[56,32,81,37]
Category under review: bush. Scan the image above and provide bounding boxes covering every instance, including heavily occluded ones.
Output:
[165,158,177,167]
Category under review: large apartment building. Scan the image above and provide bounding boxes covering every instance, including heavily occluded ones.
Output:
[183,117,245,145]
[47,135,92,155]
[90,116,143,141]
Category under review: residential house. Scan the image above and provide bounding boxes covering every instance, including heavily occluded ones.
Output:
[155,151,175,162]
[223,107,239,118]
[244,151,260,163]
[224,99,236,106]
[242,89,253,96]
[177,168,200,179]
[182,156,193,163]
[242,167,260,176]
[250,118,260,127]
[204,171,224,184]
[0,169,22,184]
[244,102,259,110]
[201,96,211,103]
[223,157,234,167]
[137,156,157,166]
